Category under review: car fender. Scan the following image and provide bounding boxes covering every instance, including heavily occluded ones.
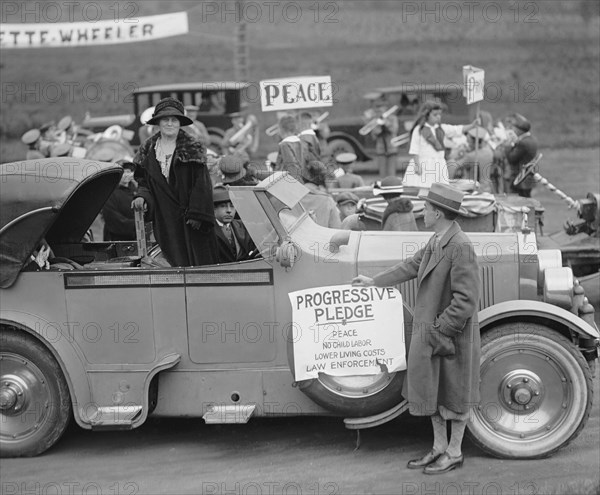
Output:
[478,300,599,340]
[326,132,371,161]
[1,311,94,430]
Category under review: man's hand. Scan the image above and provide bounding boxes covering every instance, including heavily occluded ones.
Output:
[186,219,203,230]
[131,197,147,212]
[352,275,375,287]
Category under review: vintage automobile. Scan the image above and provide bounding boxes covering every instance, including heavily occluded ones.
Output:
[327,84,476,162]
[80,82,255,151]
[0,158,598,459]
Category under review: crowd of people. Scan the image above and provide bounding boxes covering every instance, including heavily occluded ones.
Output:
[28,95,540,267]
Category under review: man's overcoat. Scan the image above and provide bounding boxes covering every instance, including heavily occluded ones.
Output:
[134,131,218,267]
[373,222,480,416]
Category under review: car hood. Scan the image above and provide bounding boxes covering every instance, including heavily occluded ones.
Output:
[0,158,122,288]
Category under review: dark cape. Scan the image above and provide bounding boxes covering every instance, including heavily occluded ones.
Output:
[134,130,218,267]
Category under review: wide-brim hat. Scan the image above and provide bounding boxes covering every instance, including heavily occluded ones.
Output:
[418,183,466,215]
[336,192,360,206]
[213,185,231,204]
[301,161,328,186]
[147,97,193,126]
[219,154,246,184]
[57,115,73,131]
[373,176,404,196]
[21,128,41,145]
[335,152,357,165]
[115,159,136,171]
[511,113,531,133]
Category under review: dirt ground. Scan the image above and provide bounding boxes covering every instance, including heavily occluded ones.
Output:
[2,374,598,495]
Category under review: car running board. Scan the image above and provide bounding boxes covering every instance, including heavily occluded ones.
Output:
[203,404,256,424]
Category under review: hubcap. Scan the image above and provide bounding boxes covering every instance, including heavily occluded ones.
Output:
[476,343,574,441]
[0,353,52,441]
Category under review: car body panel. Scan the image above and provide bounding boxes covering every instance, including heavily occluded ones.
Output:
[1,162,597,431]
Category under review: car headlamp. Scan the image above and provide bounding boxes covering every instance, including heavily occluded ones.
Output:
[543,267,574,309]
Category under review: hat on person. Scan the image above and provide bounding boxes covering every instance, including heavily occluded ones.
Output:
[219,154,246,184]
[50,143,72,157]
[335,152,357,165]
[21,128,41,145]
[511,113,531,133]
[301,161,328,186]
[39,121,55,133]
[373,176,404,196]
[467,126,490,141]
[57,115,73,131]
[147,97,193,127]
[336,192,360,206]
[418,183,465,215]
[213,185,231,205]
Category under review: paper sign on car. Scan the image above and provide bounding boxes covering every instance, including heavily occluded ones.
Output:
[260,76,333,112]
[289,284,406,381]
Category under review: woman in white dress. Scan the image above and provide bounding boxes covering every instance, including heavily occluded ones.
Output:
[403,101,478,191]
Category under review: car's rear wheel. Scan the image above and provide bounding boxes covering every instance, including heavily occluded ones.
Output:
[0,328,71,457]
[296,305,412,417]
[467,323,593,459]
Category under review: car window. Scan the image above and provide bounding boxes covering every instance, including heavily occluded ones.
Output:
[270,196,308,234]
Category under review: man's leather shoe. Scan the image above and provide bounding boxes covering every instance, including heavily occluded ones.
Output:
[407,450,441,469]
[423,453,464,474]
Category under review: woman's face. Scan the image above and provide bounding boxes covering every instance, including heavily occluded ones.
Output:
[159,116,180,139]
[426,109,443,126]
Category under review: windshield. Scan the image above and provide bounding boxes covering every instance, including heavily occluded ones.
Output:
[269,196,308,234]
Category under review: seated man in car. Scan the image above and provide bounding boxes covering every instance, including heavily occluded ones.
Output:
[213,186,257,263]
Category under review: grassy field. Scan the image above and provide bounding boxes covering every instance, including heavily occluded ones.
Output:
[1,0,599,162]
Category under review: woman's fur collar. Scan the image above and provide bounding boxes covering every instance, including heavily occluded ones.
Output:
[135,130,206,166]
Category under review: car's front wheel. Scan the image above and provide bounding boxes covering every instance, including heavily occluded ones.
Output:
[0,328,71,457]
[467,323,593,459]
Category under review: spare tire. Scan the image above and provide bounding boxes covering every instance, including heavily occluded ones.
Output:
[292,303,413,417]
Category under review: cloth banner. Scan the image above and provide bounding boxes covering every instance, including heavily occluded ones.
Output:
[1,12,188,48]
[289,284,406,381]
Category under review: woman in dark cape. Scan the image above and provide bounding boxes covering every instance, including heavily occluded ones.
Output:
[133,97,218,267]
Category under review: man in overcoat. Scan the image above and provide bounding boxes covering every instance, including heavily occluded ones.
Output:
[353,182,481,474]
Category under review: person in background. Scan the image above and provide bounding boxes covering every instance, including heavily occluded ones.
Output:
[299,161,342,229]
[373,176,417,231]
[213,185,256,263]
[404,101,479,190]
[333,152,365,189]
[183,105,211,147]
[500,113,538,197]
[298,112,321,163]
[21,129,46,159]
[222,110,259,157]
[453,127,495,193]
[353,183,481,475]
[275,115,306,181]
[102,160,138,241]
[365,98,400,178]
[336,192,360,222]
[132,97,218,267]
[219,153,259,187]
